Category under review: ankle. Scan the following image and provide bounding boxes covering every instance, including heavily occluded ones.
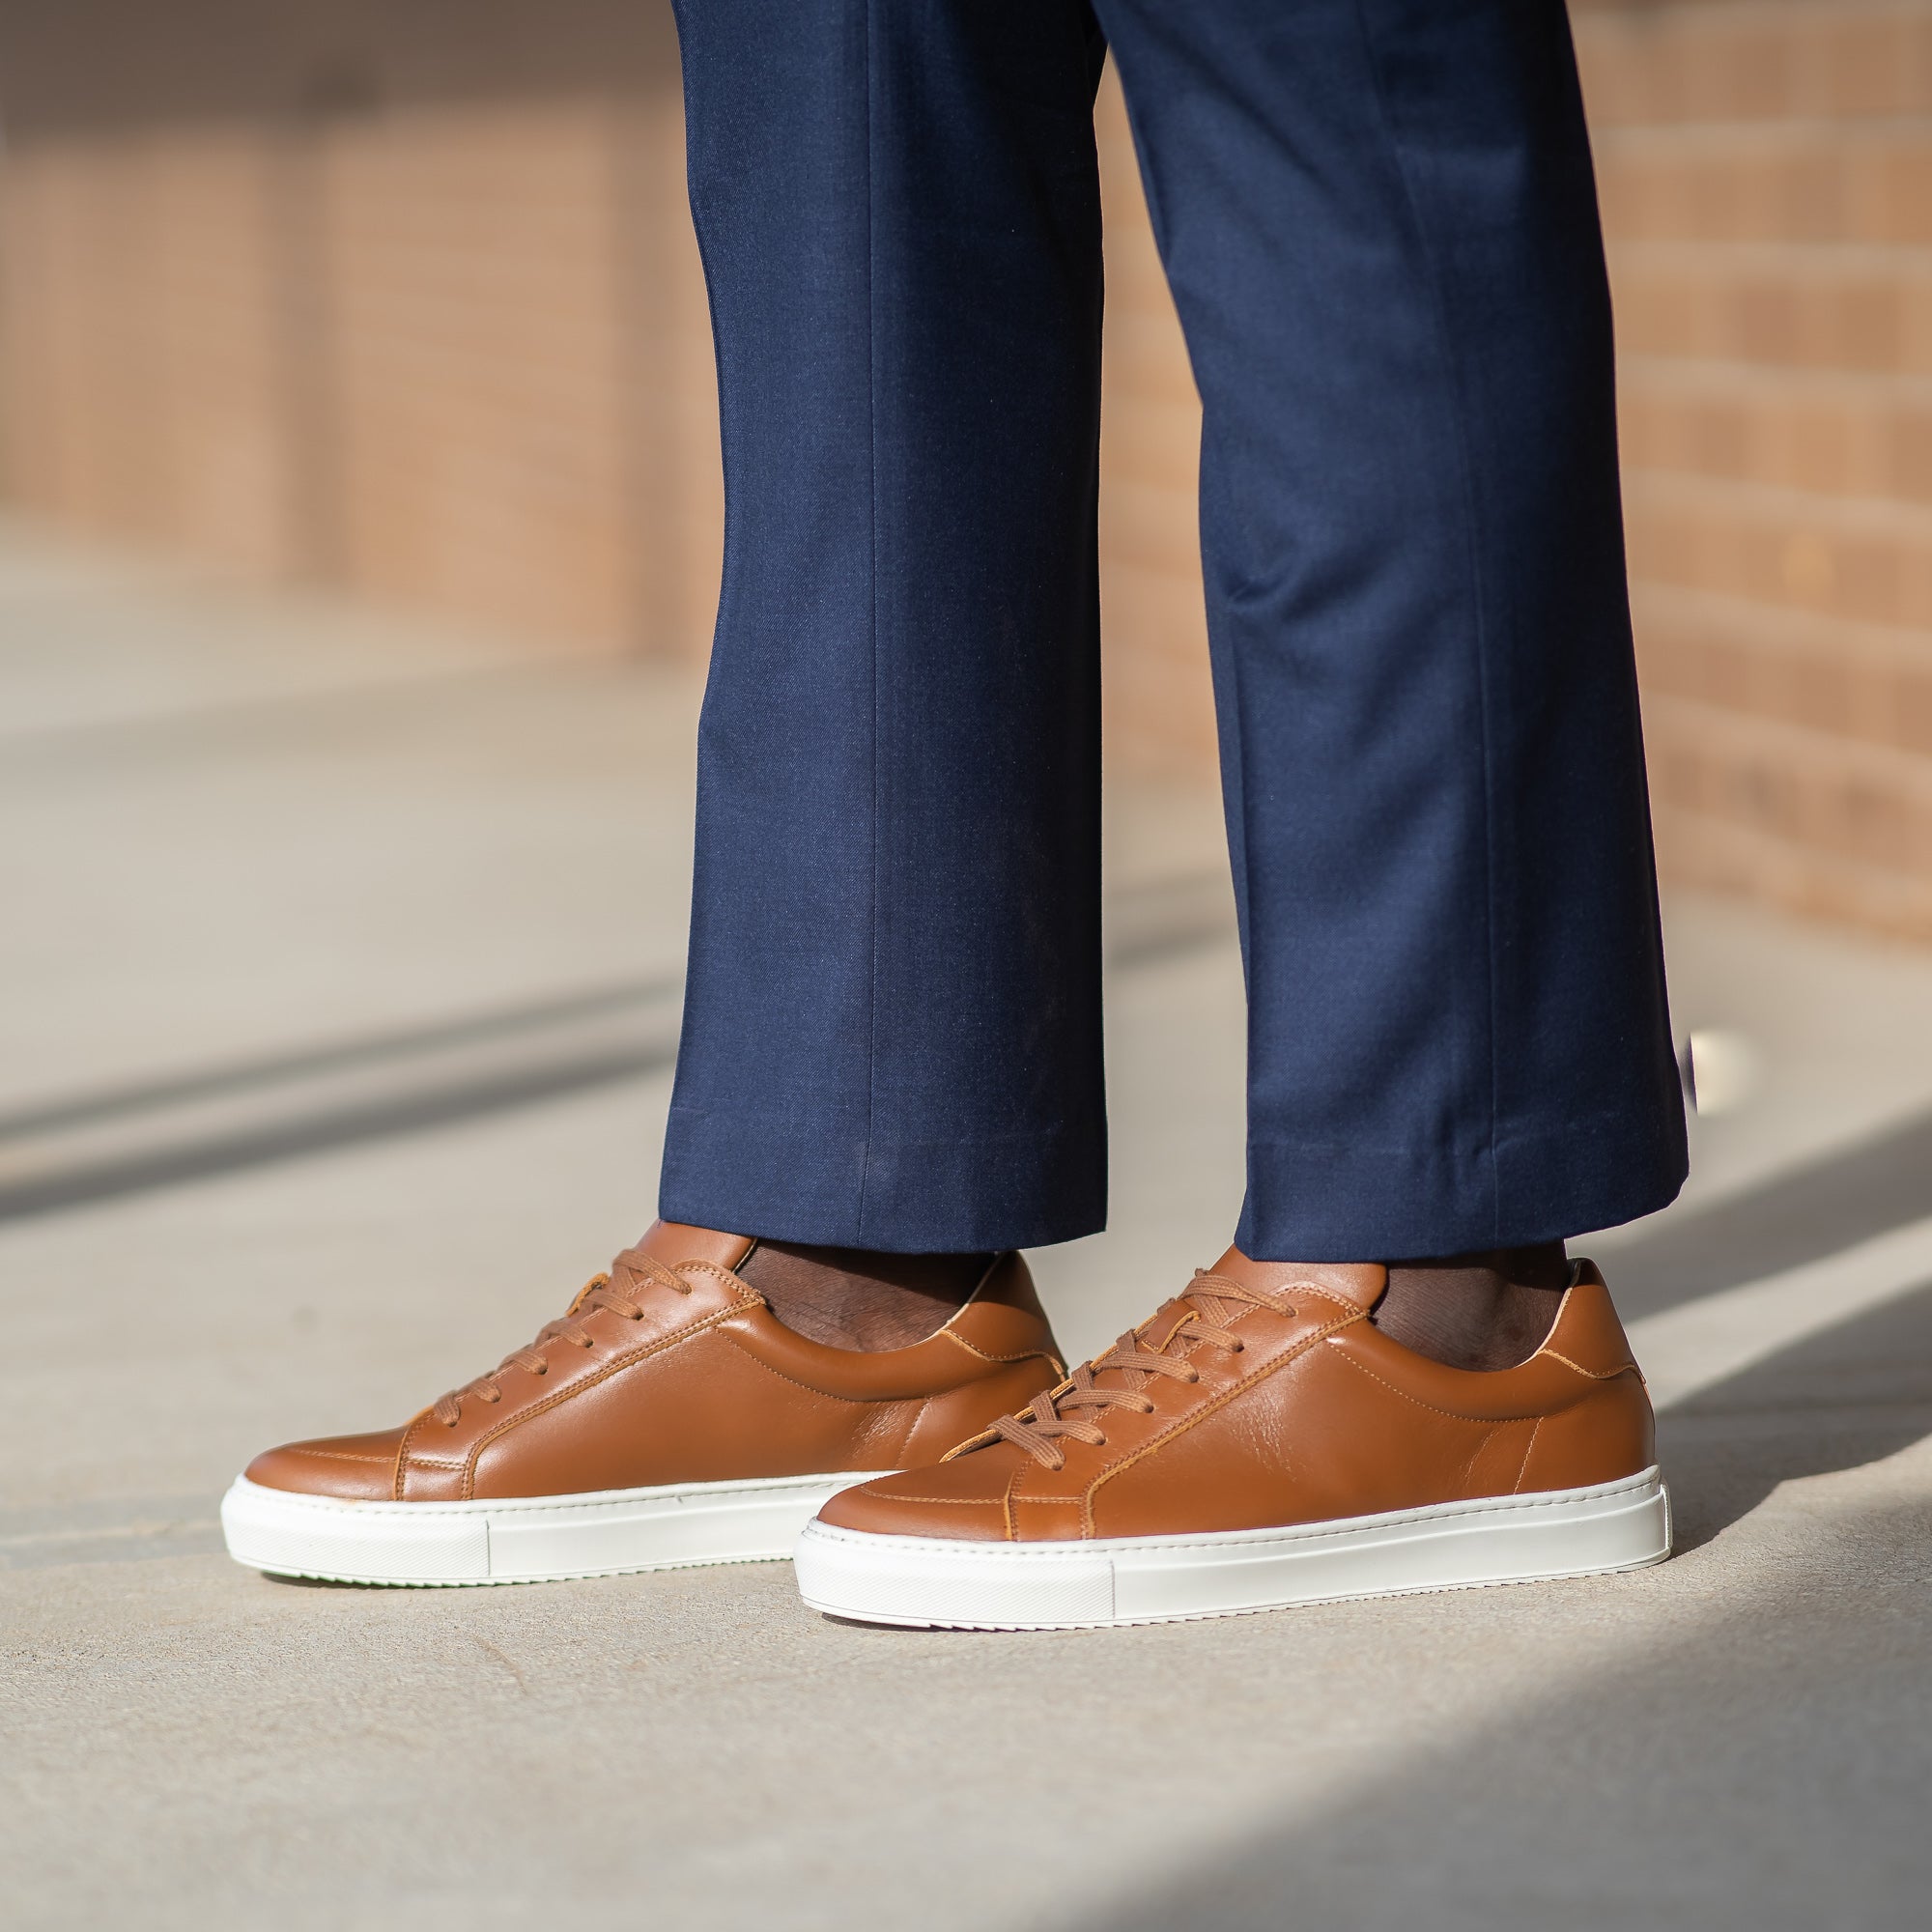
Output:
[737,1241,993,1351]
[1371,1242,1571,1372]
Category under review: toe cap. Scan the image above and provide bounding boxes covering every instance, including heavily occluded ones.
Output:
[818,1451,1017,1542]
[243,1429,406,1500]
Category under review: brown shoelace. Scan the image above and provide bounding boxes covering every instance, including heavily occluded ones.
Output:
[984,1269,1289,1471]
[432,1245,695,1427]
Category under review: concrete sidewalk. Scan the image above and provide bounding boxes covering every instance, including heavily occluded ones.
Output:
[4,520,1931,1929]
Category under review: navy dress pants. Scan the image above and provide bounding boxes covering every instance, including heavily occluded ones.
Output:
[658,0,1689,1262]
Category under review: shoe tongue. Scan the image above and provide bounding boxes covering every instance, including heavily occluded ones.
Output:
[1206,1245,1386,1314]
[632,1220,755,1274]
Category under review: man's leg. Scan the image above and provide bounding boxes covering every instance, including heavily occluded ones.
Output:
[802,0,1688,1630]
[660,0,1112,1270]
[1099,0,1686,1268]
[221,0,1102,1585]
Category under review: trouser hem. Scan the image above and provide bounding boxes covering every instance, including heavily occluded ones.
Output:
[659,1104,1106,1254]
[1236,1108,1689,1260]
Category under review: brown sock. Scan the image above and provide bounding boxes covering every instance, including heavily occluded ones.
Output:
[1370,1242,1572,1372]
[736,1241,992,1351]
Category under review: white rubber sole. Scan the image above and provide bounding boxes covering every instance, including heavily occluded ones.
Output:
[220,1469,881,1586]
[792,1466,1672,1630]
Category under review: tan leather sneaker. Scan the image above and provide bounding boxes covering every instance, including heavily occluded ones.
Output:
[793,1246,1669,1629]
[221,1221,1064,1586]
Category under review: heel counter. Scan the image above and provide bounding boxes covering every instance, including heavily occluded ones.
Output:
[1543,1261,1638,1378]
[1518,1261,1655,1492]
[902,1253,1062,1466]
[948,1251,1065,1374]
[1518,1370,1656,1492]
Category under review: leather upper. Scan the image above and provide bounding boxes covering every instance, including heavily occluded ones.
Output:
[246,1221,1065,1501]
[817,1246,1655,1543]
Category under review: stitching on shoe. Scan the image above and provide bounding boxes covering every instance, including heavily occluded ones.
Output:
[940,1329,1060,1369]
[447,1303,748,1499]
[816,1471,1658,1557]
[717,1336,912,1406]
[887,1394,934,1464]
[1538,1348,1637,1381]
[1509,1417,1543,1494]
[1082,1308,1366,1532]
[243,1473,853,1519]
[677,1260,762,1301]
[1290,1284,1375,1321]
[396,1261,758,1497]
[1326,1347,1559,1424]
[854,1492,1006,1509]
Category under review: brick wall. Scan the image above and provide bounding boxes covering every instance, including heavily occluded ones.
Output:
[4,3,1931,940]
[1094,76,1215,773]
[0,2,721,654]
[1578,0,1932,939]
[1096,0,1932,933]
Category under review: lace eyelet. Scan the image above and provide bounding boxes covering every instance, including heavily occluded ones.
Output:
[532,1363,548,1377]
[1230,1340,1246,1353]
[1184,1369,1201,1383]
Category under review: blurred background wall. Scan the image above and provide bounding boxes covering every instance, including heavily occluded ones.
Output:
[1,0,1929,939]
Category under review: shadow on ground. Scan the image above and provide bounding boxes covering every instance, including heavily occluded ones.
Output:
[1662,1276,1932,1552]
[1605,1106,1932,1318]
[1059,1279,1932,1932]
[0,874,1234,1225]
